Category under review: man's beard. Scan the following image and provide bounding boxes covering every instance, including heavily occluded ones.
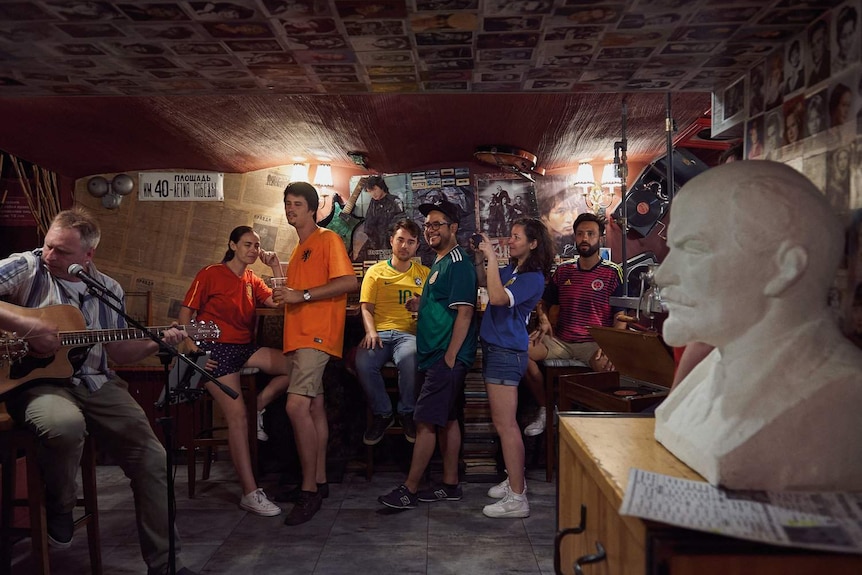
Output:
[577,242,599,257]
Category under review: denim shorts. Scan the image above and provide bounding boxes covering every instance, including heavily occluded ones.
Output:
[481,341,527,386]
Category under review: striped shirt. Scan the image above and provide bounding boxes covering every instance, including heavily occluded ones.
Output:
[543,257,623,343]
[0,249,125,391]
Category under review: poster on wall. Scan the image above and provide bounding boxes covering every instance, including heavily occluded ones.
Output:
[253,213,279,252]
[534,174,589,260]
[138,171,224,201]
[348,173,411,262]
[473,174,538,239]
[0,184,37,227]
[411,168,476,267]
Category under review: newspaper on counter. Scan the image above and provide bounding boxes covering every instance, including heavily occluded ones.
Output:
[619,468,862,554]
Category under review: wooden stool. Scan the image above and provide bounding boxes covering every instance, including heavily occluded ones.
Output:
[364,362,405,481]
[186,367,260,498]
[539,359,590,482]
[0,408,101,575]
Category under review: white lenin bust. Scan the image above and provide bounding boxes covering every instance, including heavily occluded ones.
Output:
[654,160,862,491]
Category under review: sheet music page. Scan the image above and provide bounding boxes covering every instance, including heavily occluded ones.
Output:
[619,468,862,554]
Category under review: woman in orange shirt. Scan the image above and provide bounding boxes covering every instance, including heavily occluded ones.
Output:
[180,226,289,517]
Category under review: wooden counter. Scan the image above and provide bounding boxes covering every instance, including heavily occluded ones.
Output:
[556,414,862,575]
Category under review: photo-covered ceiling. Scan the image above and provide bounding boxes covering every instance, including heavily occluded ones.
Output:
[0,0,842,96]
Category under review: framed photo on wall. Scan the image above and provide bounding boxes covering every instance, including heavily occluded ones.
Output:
[473,174,537,239]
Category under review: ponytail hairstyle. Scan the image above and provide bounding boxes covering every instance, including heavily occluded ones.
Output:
[222,225,255,262]
[512,217,554,278]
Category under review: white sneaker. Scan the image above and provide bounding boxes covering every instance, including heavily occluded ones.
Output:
[257,409,268,442]
[488,474,527,499]
[240,488,281,517]
[483,490,530,518]
[524,406,546,437]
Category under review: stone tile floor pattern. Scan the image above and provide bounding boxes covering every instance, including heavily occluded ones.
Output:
[8,460,558,574]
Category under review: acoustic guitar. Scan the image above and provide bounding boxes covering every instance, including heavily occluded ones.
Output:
[326,177,366,250]
[0,301,220,400]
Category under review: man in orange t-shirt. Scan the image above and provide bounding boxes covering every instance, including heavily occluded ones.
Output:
[272,182,357,526]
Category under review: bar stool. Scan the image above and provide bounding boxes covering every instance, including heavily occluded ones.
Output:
[364,362,405,481]
[186,367,260,498]
[539,358,590,482]
[0,406,101,575]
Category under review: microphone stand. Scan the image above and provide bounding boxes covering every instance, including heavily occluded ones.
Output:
[81,283,236,575]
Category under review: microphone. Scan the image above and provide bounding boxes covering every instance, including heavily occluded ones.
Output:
[67,264,121,302]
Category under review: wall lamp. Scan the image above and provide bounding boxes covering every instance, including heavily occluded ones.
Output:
[289,162,309,183]
[312,163,333,187]
[572,161,617,216]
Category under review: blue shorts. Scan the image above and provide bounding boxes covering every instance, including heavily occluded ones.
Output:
[198,341,260,378]
[413,358,467,428]
[481,342,527,387]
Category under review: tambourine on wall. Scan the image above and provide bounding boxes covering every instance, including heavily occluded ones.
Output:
[86,173,134,209]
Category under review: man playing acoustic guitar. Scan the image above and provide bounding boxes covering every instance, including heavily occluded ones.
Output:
[0,208,198,575]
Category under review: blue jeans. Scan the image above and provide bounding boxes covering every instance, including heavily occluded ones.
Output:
[355,330,417,417]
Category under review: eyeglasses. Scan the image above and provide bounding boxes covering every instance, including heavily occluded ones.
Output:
[423,221,451,231]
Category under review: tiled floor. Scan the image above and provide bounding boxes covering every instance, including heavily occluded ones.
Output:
[9,460,558,574]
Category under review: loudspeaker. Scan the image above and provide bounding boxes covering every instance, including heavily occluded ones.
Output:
[613,148,708,237]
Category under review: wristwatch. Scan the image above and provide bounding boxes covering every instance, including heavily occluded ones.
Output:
[303,289,311,302]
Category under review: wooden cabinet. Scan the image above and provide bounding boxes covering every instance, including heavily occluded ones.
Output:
[556,414,862,575]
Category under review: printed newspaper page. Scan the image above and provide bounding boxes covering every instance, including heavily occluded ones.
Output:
[620,468,862,554]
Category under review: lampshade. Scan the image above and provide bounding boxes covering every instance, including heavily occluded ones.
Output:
[313,164,333,187]
[573,162,595,186]
[290,163,309,183]
[601,163,621,186]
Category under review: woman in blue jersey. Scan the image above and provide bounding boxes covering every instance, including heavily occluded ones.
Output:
[474,218,554,518]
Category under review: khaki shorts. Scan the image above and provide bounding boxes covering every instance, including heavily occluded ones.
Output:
[284,348,331,397]
[542,335,598,364]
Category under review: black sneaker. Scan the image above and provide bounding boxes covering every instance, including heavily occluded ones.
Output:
[378,484,418,509]
[417,483,462,502]
[363,413,394,445]
[47,511,74,549]
[283,490,322,526]
[400,413,416,444]
[274,482,329,503]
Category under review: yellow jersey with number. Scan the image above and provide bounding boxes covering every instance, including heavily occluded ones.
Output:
[360,259,430,334]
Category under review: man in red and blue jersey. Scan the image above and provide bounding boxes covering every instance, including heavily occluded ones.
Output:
[522,212,627,435]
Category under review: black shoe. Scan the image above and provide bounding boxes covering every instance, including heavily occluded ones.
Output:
[284,490,322,526]
[47,511,74,549]
[417,483,463,502]
[400,413,416,444]
[363,413,394,445]
[274,482,329,503]
[378,484,418,509]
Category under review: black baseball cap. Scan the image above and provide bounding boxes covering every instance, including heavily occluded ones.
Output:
[418,199,460,224]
